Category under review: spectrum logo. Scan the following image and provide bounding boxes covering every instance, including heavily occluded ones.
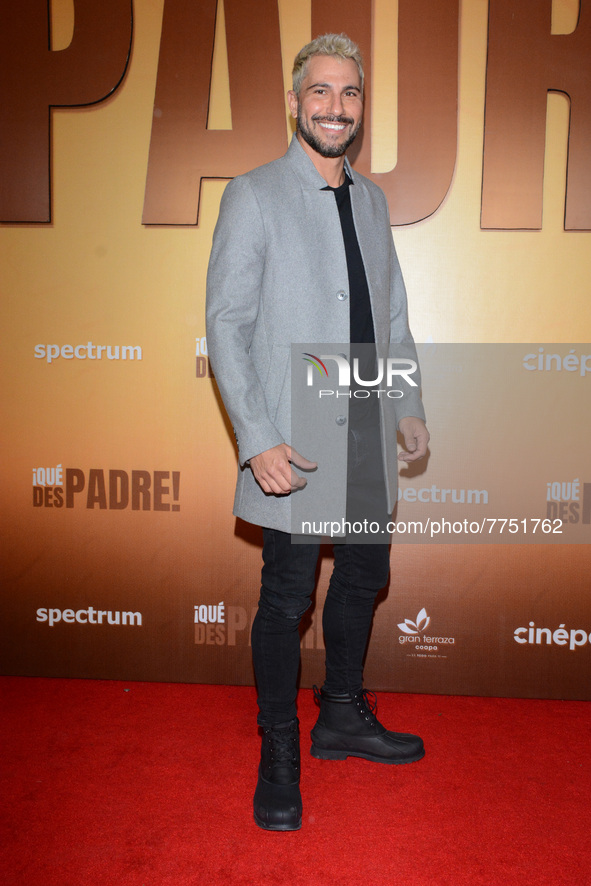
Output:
[35,343,142,363]
[36,607,142,626]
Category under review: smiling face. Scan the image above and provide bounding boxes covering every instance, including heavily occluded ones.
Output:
[288,54,363,159]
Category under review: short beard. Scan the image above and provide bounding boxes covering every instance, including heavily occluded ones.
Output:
[297,109,360,158]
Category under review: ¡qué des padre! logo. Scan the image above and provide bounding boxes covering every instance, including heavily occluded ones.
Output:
[196,336,214,379]
[545,477,591,526]
[193,602,325,650]
[398,608,456,658]
[32,463,180,511]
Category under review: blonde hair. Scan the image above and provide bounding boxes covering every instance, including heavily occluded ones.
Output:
[292,34,364,96]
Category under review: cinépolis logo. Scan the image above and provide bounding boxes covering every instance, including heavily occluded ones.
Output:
[32,464,180,511]
[522,347,591,376]
[514,621,591,651]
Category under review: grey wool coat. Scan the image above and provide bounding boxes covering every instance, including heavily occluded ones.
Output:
[206,135,425,533]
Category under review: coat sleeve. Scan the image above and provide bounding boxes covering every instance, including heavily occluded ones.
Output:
[206,176,284,464]
[387,213,427,427]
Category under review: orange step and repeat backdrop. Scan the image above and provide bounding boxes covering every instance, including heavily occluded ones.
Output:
[2,0,590,698]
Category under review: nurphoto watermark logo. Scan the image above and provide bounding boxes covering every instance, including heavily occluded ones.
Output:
[302,351,418,399]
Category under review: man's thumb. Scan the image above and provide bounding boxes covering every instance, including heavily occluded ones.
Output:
[288,447,318,471]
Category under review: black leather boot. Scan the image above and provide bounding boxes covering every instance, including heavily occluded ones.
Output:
[253,718,302,831]
[310,687,425,764]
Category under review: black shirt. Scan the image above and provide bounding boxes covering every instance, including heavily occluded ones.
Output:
[323,173,378,423]
[323,173,374,344]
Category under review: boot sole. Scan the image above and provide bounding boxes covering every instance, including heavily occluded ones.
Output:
[310,743,425,765]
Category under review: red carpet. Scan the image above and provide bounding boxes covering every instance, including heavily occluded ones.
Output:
[1,678,589,885]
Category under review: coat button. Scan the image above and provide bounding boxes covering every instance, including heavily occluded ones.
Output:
[336,290,348,301]
[335,415,347,426]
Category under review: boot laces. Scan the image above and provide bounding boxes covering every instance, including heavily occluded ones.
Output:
[264,722,298,766]
[314,685,381,725]
[355,689,380,725]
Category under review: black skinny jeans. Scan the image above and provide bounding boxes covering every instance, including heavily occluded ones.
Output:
[252,416,391,726]
[252,531,391,725]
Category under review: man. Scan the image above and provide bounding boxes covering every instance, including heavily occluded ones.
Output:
[206,33,429,831]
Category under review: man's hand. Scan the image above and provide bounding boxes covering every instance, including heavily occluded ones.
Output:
[249,444,317,495]
[398,417,430,463]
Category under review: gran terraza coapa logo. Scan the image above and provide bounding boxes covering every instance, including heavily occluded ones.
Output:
[397,608,456,655]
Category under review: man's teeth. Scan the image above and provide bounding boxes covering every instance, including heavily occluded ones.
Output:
[320,122,346,131]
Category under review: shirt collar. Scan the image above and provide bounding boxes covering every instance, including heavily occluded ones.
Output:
[285,133,355,190]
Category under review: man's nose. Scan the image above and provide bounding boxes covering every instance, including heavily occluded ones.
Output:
[329,91,344,117]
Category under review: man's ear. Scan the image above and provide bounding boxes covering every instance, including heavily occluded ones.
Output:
[287,90,298,120]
